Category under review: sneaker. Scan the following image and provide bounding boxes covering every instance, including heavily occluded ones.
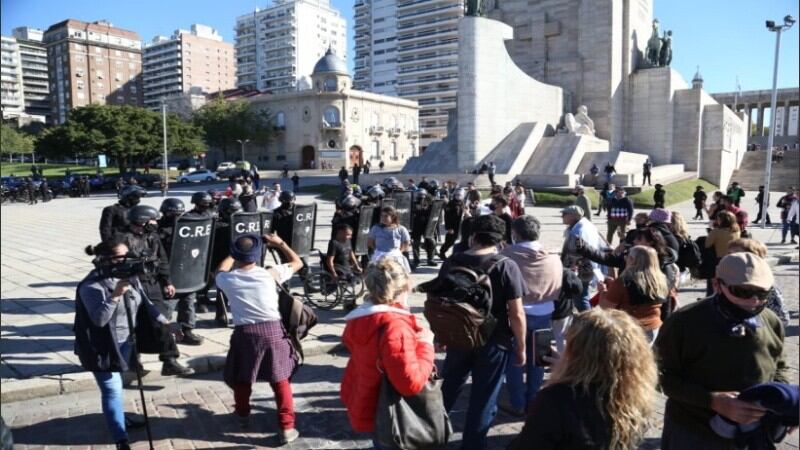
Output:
[279,428,300,444]
[161,359,195,377]
[180,329,204,346]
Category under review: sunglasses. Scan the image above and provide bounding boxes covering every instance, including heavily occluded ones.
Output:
[723,283,770,300]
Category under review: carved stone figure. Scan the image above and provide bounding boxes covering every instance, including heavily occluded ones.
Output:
[659,30,673,67]
[465,0,485,17]
[646,20,662,67]
[565,105,596,136]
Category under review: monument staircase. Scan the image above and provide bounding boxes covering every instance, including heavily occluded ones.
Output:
[729,151,800,191]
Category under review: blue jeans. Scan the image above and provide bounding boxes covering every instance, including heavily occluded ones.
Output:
[575,282,592,312]
[442,341,510,450]
[93,342,131,444]
[505,314,551,411]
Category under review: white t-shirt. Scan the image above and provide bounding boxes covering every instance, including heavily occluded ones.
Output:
[262,191,281,211]
[215,264,294,326]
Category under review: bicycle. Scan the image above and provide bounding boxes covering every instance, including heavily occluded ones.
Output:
[302,248,365,310]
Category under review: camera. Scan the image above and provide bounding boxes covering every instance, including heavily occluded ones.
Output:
[94,252,157,279]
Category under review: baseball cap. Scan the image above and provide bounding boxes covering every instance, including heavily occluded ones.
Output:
[715,252,774,290]
[560,205,584,217]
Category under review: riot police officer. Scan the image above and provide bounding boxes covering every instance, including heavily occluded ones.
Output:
[189,191,215,218]
[209,197,243,326]
[331,195,361,247]
[382,177,403,194]
[122,205,194,376]
[99,185,146,243]
[271,191,310,277]
[439,188,466,259]
[156,198,204,346]
[410,190,436,269]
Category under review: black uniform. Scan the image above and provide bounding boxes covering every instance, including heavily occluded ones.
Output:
[411,199,436,267]
[653,187,666,209]
[439,200,464,258]
[693,190,707,219]
[239,194,258,212]
[122,229,179,361]
[99,203,130,243]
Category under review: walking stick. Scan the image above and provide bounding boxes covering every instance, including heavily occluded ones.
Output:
[122,289,155,450]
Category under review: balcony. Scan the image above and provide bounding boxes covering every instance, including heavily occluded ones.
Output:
[407,130,419,138]
[321,121,343,130]
[388,127,402,136]
[369,125,384,135]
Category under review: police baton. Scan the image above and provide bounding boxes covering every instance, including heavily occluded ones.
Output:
[122,286,155,450]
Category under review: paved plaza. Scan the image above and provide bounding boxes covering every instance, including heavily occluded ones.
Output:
[1,177,798,448]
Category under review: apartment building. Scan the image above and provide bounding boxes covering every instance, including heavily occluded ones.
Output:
[43,19,143,124]
[11,27,50,120]
[353,0,461,148]
[143,24,236,110]
[235,0,347,93]
[1,36,25,118]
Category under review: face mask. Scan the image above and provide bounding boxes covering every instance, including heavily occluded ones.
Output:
[144,222,158,233]
[717,292,766,321]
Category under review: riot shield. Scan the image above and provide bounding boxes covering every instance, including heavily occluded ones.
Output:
[169,214,215,294]
[393,191,413,229]
[291,203,317,257]
[381,198,395,210]
[229,212,263,241]
[354,205,376,255]
[424,199,445,239]
[261,211,274,234]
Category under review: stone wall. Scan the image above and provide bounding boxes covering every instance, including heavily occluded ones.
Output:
[456,17,562,172]
[672,88,717,172]
[701,104,748,188]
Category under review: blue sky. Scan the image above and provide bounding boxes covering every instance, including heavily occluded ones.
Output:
[2,0,798,94]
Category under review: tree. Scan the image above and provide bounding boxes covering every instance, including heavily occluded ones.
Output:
[33,104,205,171]
[1,124,35,161]
[193,96,272,161]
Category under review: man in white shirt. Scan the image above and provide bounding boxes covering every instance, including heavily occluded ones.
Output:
[262,182,282,211]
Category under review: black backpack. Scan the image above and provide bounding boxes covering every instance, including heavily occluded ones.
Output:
[677,236,702,270]
[420,253,506,350]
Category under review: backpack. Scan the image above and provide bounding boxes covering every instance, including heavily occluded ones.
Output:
[276,281,318,365]
[677,236,702,269]
[421,253,506,350]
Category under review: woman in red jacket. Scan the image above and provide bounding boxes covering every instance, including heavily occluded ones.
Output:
[340,259,435,449]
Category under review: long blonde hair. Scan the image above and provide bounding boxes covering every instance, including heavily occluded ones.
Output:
[621,246,669,299]
[364,259,410,304]
[669,211,690,240]
[549,309,657,449]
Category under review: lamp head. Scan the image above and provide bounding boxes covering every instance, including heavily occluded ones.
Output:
[784,15,796,27]
[766,20,776,29]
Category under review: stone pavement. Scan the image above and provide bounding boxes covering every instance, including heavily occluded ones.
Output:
[1,182,798,448]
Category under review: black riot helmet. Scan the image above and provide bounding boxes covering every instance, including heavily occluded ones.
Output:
[159,198,185,217]
[452,188,466,202]
[428,179,440,192]
[218,197,243,220]
[367,185,385,201]
[341,195,362,211]
[382,177,402,191]
[127,204,160,225]
[414,190,431,205]
[278,190,295,205]
[119,185,147,207]
[191,191,213,210]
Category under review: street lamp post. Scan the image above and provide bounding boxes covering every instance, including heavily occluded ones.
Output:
[236,139,250,164]
[762,15,795,229]
[162,102,168,197]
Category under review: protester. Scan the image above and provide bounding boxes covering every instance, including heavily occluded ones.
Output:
[655,252,790,449]
[573,186,592,222]
[367,206,411,272]
[606,186,634,244]
[326,223,363,310]
[509,309,658,450]
[596,182,611,216]
[753,185,772,225]
[727,238,791,326]
[340,259,435,449]
[490,195,513,244]
[262,182,282,211]
[598,245,668,343]
[719,195,749,233]
[215,233,303,444]
[501,215,563,416]
[707,191,724,224]
[438,214,526,450]
[653,183,666,208]
[560,205,605,312]
[648,208,680,253]
[706,211,741,262]
[777,187,798,244]
[727,181,745,207]
[693,185,708,220]
[76,239,182,450]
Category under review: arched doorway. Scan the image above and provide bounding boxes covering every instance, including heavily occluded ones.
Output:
[301,146,315,169]
[349,145,363,167]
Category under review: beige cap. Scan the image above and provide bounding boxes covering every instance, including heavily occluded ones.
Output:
[715,252,774,290]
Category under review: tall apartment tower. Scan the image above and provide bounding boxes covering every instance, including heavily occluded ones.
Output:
[235,0,347,93]
[353,0,462,147]
[11,27,51,120]
[143,24,236,110]
[1,36,25,118]
[43,19,143,124]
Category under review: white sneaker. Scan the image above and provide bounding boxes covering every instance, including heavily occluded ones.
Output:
[279,428,299,445]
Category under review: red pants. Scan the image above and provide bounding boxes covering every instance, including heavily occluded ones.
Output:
[233,380,295,429]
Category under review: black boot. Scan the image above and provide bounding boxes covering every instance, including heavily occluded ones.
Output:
[116,440,131,450]
[161,358,195,376]
[180,328,204,346]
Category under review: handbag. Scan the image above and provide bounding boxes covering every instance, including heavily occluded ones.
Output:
[374,329,452,449]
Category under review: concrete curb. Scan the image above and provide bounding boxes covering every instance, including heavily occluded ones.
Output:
[0,340,345,404]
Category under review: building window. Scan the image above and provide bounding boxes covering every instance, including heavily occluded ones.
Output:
[323,106,340,126]
[324,77,337,92]
[391,142,398,160]
[275,111,286,128]
[371,141,380,160]
[96,70,104,79]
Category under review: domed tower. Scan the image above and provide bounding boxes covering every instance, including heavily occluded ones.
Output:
[311,48,350,93]
[692,66,704,90]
